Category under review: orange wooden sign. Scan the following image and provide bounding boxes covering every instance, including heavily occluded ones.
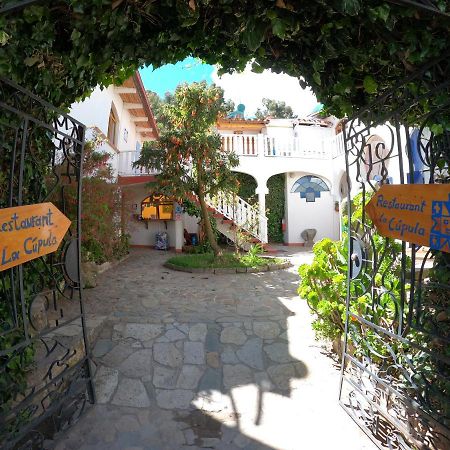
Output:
[0,203,71,271]
[366,184,450,253]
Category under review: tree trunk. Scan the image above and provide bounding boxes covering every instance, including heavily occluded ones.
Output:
[198,189,222,257]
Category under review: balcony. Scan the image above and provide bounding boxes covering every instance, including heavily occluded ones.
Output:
[221,133,344,159]
[118,150,159,176]
[117,133,345,177]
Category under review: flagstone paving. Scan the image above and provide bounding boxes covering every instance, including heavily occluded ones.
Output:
[55,249,375,450]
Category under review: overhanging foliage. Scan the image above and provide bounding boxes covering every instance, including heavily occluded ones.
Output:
[1,1,449,121]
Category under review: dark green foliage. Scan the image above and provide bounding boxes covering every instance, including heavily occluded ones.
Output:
[1,1,448,123]
[146,90,173,132]
[236,173,257,204]
[1,273,37,426]
[266,174,285,243]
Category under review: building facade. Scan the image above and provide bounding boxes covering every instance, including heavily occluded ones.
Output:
[70,81,353,250]
[217,116,346,245]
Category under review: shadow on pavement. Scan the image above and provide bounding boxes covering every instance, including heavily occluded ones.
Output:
[55,249,314,449]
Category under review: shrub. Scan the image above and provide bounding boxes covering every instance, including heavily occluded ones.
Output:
[66,135,130,264]
[266,174,285,243]
[298,238,347,340]
[298,192,405,346]
[240,243,265,267]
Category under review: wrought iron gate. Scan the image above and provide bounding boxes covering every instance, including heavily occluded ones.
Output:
[0,78,95,449]
[339,53,450,449]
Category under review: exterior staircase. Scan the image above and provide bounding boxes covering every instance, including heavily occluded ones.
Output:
[205,192,268,250]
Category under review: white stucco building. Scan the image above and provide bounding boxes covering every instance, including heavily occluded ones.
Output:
[217,116,346,246]
[69,72,158,177]
[68,72,186,252]
[70,78,355,250]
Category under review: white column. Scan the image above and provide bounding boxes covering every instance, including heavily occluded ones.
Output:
[256,187,268,217]
[174,219,184,252]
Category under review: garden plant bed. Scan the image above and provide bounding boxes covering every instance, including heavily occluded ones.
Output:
[164,252,291,274]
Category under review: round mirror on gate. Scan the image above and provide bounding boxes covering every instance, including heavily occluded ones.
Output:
[350,236,366,279]
[64,238,79,285]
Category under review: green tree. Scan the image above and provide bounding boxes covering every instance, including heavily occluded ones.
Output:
[146,90,175,132]
[136,82,239,256]
[255,98,296,119]
[147,86,232,131]
[146,90,166,120]
[223,98,236,116]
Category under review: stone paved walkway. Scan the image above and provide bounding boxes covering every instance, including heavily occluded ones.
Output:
[56,249,375,450]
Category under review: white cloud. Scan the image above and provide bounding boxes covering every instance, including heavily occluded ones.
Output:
[212,65,318,118]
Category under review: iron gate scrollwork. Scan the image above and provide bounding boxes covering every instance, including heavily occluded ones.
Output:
[339,53,450,449]
[0,77,95,449]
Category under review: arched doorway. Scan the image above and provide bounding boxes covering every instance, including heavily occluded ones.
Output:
[287,173,336,244]
[235,172,285,243]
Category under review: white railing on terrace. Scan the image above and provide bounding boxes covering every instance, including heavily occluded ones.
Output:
[118,132,346,176]
[325,132,345,159]
[206,192,268,244]
[220,133,345,159]
[264,137,328,158]
[222,135,258,156]
[118,150,158,176]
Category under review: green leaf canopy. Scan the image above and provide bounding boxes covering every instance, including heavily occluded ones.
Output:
[1,1,448,121]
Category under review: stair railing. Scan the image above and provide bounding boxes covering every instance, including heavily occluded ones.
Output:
[205,192,268,243]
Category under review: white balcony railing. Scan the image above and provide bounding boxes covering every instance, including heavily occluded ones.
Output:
[264,136,328,158]
[118,150,158,176]
[220,133,344,159]
[325,132,345,159]
[221,135,258,156]
[118,132,346,176]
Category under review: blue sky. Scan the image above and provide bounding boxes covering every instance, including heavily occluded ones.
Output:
[140,57,214,97]
[139,56,318,117]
